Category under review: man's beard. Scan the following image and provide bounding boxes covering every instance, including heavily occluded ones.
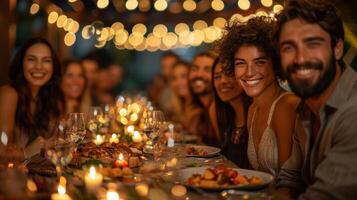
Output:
[284,56,336,98]
[190,78,212,96]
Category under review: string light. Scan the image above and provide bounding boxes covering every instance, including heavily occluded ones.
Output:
[211,0,224,11]
[126,0,139,10]
[30,3,40,15]
[48,12,58,24]
[193,20,208,30]
[273,4,284,13]
[261,0,273,7]
[237,0,250,10]
[183,0,196,12]
[97,0,109,9]
[154,0,168,11]
[64,32,76,46]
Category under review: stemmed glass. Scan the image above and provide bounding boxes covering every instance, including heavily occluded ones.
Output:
[65,112,86,144]
[150,110,167,159]
[45,137,75,177]
[87,106,103,135]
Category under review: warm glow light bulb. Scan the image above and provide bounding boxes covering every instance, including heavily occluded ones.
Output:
[64,32,76,46]
[30,3,40,15]
[261,0,272,7]
[126,0,139,10]
[48,12,58,24]
[183,0,196,12]
[273,4,284,13]
[237,0,250,10]
[97,0,109,9]
[193,20,208,30]
[213,17,227,28]
[211,0,224,11]
[154,0,168,11]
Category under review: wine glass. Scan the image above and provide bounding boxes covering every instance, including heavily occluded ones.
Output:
[45,138,75,177]
[65,113,86,144]
[87,106,103,134]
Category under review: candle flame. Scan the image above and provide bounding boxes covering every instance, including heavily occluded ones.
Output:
[59,176,67,186]
[89,166,96,179]
[112,133,117,139]
[8,162,14,168]
[1,131,8,146]
[119,153,124,160]
[58,184,66,195]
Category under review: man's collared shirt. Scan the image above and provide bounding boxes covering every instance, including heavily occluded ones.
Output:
[276,65,357,200]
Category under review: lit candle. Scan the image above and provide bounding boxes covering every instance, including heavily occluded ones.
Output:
[109,133,119,144]
[132,131,142,143]
[93,135,105,145]
[51,184,72,200]
[106,190,120,200]
[84,166,103,192]
[167,124,175,147]
[114,153,129,168]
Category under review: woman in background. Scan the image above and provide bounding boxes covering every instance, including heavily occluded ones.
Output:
[209,58,250,168]
[0,37,63,158]
[60,59,87,116]
[170,61,202,134]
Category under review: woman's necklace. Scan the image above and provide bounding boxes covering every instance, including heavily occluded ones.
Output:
[231,125,246,144]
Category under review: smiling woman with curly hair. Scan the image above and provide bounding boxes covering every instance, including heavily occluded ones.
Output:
[215,16,300,176]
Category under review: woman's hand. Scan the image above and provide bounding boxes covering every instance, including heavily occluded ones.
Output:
[24,136,46,158]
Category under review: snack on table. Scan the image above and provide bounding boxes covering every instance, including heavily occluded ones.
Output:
[186,146,208,156]
[187,164,263,188]
[70,142,141,168]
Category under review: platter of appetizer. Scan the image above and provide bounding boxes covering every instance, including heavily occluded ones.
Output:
[179,165,273,190]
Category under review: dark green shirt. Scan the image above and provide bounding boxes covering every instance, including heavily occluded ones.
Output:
[277,65,357,199]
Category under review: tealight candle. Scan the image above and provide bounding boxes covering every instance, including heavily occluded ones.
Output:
[114,153,128,168]
[93,135,105,145]
[51,184,72,200]
[109,133,119,144]
[84,166,103,192]
[167,124,175,147]
[132,131,142,143]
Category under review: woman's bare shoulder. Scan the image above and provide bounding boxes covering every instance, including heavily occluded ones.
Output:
[276,93,300,111]
[0,85,18,100]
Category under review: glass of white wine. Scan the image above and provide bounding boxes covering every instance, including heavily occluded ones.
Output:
[65,112,86,144]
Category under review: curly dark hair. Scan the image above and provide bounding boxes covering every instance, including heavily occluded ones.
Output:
[216,16,281,78]
[275,0,344,50]
[9,37,63,144]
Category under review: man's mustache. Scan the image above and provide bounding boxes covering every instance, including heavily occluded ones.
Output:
[287,61,323,74]
[190,78,209,84]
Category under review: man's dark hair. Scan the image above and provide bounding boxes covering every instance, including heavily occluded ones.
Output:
[216,16,281,78]
[275,0,344,50]
[161,51,180,61]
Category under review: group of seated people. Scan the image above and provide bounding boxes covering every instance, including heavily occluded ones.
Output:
[0,0,356,199]
[147,0,357,199]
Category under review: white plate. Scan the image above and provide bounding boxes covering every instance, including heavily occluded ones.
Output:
[185,145,221,157]
[178,167,273,190]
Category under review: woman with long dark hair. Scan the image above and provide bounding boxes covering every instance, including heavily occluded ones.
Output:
[60,59,87,117]
[0,37,63,158]
[209,58,251,168]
